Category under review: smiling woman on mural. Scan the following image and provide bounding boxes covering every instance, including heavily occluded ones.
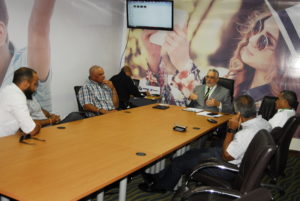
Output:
[225,10,290,102]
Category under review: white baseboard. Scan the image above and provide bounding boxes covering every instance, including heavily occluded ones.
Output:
[289,138,300,151]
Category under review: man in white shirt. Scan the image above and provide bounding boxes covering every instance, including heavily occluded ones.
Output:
[0,67,41,137]
[269,90,298,128]
[139,95,271,193]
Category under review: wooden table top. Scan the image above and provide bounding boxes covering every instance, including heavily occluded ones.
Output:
[0,104,232,201]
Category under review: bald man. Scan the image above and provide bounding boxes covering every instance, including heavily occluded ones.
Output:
[110,66,143,109]
[78,65,119,117]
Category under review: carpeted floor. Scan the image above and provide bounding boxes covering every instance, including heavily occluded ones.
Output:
[95,152,300,201]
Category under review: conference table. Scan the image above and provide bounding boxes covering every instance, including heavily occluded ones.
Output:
[0,104,232,201]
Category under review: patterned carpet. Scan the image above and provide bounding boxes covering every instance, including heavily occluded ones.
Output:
[89,152,300,201]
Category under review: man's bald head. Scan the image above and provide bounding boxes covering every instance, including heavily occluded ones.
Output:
[89,65,105,83]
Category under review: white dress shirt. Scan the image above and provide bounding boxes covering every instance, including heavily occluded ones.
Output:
[0,84,36,137]
[226,115,272,166]
[268,109,296,128]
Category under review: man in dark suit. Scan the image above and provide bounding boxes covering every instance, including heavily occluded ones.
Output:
[189,69,233,114]
[110,66,143,109]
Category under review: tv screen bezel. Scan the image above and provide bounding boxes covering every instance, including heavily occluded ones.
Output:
[126,0,174,31]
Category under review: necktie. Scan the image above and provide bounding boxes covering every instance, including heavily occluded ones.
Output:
[204,87,211,104]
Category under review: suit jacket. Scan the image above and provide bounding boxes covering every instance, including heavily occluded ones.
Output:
[193,84,233,114]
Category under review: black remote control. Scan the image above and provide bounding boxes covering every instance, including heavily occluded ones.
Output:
[207,118,217,123]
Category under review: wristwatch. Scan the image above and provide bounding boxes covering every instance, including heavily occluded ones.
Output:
[227,128,238,134]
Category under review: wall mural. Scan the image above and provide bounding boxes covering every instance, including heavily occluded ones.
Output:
[124,0,300,137]
[0,0,54,111]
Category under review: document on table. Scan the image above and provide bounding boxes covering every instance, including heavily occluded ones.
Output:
[196,111,223,117]
[182,108,203,113]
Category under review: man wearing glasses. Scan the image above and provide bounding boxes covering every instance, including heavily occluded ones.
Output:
[189,69,233,114]
[269,90,297,129]
[0,67,41,138]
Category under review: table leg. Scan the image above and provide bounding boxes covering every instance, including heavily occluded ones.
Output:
[173,145,191,190]
[96,191,104,201]
[160,159,166,171]
[119,177,128,201]
[0,196,10,201]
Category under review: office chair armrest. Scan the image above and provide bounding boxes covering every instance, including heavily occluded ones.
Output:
[182,186,241,200]
[184,158,238,189]
[189,158,239,178]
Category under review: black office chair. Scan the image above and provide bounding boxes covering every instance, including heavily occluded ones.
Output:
[217,77,235,102]
[258,96,277,121]
[74,86,84,113]
[262,115,300,195]
[132,79,140,88]
[171,129,276,201]
[293,101,299,111]
[173,187,273,201]
[234,188,273,201]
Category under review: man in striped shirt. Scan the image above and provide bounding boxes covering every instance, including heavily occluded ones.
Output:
[78,65,119,117]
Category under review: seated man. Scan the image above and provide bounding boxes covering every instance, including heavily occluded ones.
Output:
[78,65,119,117]
[189,69,233,114]
[139,95,271,193]
[110,66,143,109]
[0,67,41,137]
[27,96,84,127]
[269,90,298,128]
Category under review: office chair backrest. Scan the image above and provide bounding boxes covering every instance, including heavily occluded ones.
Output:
[268,115,300,178]
[293,101,299,111]
[258,96,277,120]
[132,79,140,88]
[74,86,84,112]
[233,129,276,193]
[218,77,235,101]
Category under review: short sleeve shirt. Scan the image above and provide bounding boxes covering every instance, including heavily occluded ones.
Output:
[78,79,115,117]
[227,115,272,166]
[269,109,296,128]
[27,97,47,120]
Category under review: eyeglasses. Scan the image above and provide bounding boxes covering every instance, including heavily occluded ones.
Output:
[251,19,276,51]
[254,32,277,51]
[205,75,217,79]
[19,134,46,145]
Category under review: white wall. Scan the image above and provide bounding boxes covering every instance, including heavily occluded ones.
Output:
[50,0,126,117]
[7,0,126,117]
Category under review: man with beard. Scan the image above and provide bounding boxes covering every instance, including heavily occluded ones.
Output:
[0,67,41,137]
[189,69,233,114]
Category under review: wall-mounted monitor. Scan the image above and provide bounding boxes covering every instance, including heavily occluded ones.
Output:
[127,0,173,30]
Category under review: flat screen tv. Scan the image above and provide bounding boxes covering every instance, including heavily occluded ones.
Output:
[127,0,173,30]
